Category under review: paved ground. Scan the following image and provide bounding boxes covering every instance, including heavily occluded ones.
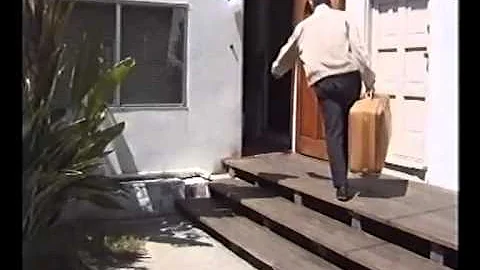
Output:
[92,214,256,270]
[132,227,256,270]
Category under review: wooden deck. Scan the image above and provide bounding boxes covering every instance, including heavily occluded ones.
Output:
[178,198,341,270]
[207,177,450,270]
[223,153,458,254]
[176,152,458,270]
[177,153,458,270]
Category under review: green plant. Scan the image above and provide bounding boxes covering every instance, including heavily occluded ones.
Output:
[104,235,148,254]
[23,0,135,251]
[67,234,148,270]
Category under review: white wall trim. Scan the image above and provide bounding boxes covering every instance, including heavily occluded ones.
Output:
[291,64,299,153]
[365,0,373,55]
[114,3,122,105]
[74,0,190,7]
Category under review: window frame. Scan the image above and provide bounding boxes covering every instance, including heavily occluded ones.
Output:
[71,0,190,109]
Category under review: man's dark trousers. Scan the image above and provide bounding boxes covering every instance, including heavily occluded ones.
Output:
[313,70,362,189]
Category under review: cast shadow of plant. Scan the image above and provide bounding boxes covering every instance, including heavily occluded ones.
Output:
[103,109,139,175]
[30,215,216,270]
[79,237,150,270]
[80,214,215,248]
[23,225,149,270]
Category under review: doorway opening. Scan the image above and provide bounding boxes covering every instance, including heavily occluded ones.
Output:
[242,0,294,156]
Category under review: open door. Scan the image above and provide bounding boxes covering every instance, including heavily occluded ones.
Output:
[292,0,346,160]
[293,0,329,160]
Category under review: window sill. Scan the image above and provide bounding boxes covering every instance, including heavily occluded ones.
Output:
[108,105,189,112]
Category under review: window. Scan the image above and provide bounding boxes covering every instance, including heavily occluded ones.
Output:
[63,1,188,107]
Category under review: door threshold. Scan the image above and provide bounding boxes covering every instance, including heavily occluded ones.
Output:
[384,162,427,180]
[242,131,291,157]
[381,168,425,183]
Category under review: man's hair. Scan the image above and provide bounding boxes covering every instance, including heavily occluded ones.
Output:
[311,0,330,7]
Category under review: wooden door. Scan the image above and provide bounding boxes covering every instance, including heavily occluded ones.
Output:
[293,0,328,160]
[371,0,429,169]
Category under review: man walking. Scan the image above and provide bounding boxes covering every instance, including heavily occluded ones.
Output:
[271,0,376,201]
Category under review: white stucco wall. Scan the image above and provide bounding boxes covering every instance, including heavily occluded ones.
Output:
[346,0,370,97]
[111,0,243,174]
[425,0,459,191]
[346,0,368,41]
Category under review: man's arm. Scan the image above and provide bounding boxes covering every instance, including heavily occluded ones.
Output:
[271,25,302,78]
[346,18,376,91]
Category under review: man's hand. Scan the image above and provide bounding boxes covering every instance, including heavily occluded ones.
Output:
[271,64,282,79]
[272,72,282,80]
[365,85,375,99]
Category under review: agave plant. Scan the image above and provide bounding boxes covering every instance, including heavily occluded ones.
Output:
[23,0,135,250]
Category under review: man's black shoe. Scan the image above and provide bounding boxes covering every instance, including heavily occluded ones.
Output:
[336,185,349,202]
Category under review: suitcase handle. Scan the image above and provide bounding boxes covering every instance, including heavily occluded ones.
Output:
[366,91,374,99]
[361,90,375,100]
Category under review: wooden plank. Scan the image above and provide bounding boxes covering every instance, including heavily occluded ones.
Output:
[177,198,340,270]
[211,178,451,270]
[390,207,458,250]
[224,153,458,250]
[212,178,382,254]
[347,242,449,270]
[228,154,451,220]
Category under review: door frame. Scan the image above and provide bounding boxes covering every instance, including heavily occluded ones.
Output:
[290,0,310,154]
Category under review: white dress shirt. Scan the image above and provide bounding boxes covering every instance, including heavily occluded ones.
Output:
[271,4,375,89]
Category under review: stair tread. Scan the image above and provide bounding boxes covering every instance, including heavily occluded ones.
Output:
[177,198,341,270]
[224,153,457,251]
[211,177,450,270]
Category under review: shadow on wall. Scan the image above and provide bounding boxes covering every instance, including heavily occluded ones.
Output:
[101,111,211,217]
[234,9,243,40]
[226,0,243,41]
[104,109,139,175]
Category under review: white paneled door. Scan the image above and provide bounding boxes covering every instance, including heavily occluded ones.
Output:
[371,0,430,169]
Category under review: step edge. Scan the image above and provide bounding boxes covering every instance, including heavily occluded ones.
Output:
[210,180,384,254]
[210,180,453,270]
[175,200,276,270]
[176,199,341,270]
[226,165,458,251]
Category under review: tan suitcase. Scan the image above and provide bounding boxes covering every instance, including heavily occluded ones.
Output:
[348,94,392,174]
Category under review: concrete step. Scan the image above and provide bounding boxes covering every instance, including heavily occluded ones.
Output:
[58,177,210,222]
